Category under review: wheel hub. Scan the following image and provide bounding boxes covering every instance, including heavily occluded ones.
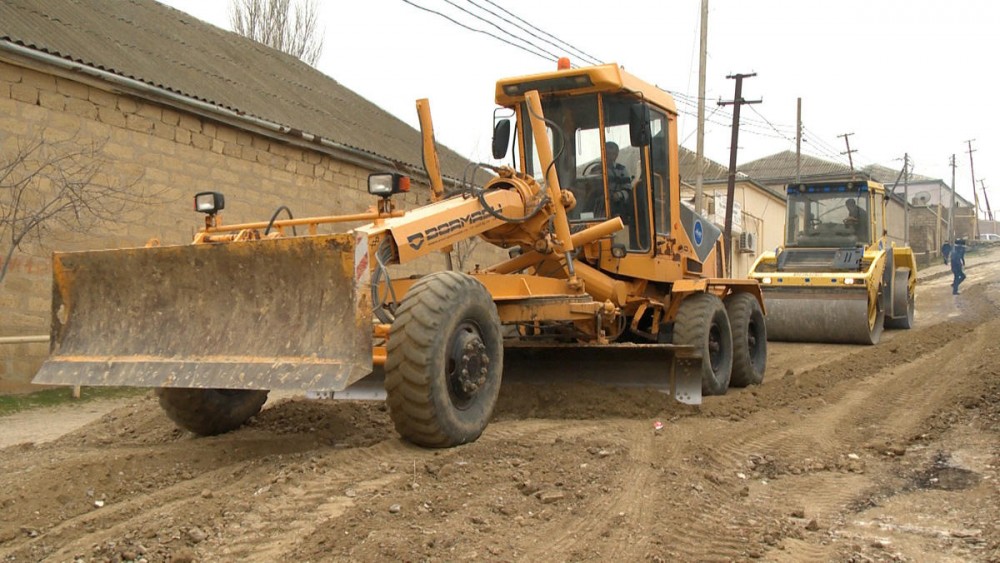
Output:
[448,323,490,407]
[747,321,758,351]
[708,325,723,371]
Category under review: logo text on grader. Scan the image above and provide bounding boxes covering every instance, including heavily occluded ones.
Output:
[407,206,500,250]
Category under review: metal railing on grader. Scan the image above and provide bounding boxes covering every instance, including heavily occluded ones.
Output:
[35,61,768,447]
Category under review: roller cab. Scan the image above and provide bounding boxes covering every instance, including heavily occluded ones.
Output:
[748,179,916,345]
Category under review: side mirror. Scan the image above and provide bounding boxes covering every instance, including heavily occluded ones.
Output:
[629,103,651,147]
[492,119,511,159]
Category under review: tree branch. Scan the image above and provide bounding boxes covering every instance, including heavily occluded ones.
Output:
[0,132,155,284]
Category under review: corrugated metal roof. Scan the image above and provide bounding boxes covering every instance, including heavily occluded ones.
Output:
[0,0,472,181]
[678,146,729,182]
[736,150,853,183]
[861,163,932,185]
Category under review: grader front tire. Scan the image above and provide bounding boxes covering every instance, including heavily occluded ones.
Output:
[156,388,269,436]
[673,293,733,396]
[385,271,503,448]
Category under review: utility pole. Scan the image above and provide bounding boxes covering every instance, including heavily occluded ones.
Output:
[838,132,857,173]
[718,72,761,277]
[795,98,802,183]
[949,154,957,247]
[979,179,993,222]
[935,178,943,253]
[967,139,980,239]
[693,0,709,215]
[903,153,910,245]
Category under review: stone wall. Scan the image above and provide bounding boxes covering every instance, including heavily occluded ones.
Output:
[0,59,497,386]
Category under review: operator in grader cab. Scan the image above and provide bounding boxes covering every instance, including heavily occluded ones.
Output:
[604,141,634,227]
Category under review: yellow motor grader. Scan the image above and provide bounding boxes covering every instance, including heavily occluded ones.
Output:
[35,62,767,447]
[748,178,917,345]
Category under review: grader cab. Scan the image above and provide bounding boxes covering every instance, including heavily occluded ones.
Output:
[36,62,768,447]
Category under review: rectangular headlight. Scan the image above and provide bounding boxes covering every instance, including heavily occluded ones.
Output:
[368,174,394,196]
[368,173,410,197]
[194,191,224,214]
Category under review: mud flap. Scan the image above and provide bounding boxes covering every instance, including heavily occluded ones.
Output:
[34,233,373,391]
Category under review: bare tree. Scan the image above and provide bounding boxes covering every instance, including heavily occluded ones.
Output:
[230,0,325,66]
[0,134,147,284]
[452,237,482,271]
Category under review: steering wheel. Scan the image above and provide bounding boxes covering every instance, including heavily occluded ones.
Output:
[582,162,602,176]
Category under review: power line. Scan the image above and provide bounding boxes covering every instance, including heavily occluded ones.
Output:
[400,0,557,64]
[442,0,567,64]
[403,0,901,176]
[669,89,794,132]
[801,126,850,162]
[678,94,872,167]
[478,0,604,65]
[671,95,787,137]
[679,105,722,145]
[746,103,796,143]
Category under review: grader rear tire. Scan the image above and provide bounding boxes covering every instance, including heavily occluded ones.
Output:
[385,271,503,448]
[156,388,269,436]
[673,293,733,396]
[725,293,767,387]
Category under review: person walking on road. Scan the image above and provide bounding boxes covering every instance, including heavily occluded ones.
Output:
[951,239,967,294]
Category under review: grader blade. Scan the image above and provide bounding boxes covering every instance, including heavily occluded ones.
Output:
[501,343,703,405]
[34,234,373,391]
[330,343,703,405]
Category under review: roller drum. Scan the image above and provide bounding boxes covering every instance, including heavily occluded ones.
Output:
[763,288,882,345]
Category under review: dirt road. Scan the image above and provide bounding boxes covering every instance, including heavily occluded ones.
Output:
[2,251,998,562]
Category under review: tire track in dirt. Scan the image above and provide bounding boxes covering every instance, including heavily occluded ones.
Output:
[218,440,425,561]
[487,283,998,562]
[527,420,660,560]
[740,286,1000,561]
[610,282,1000,561]
[0,398,400,561]
[637,419,774,561]
[2,434,441,561]
[252,418,610,561]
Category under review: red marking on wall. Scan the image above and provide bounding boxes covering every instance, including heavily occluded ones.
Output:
[0,255,49,276]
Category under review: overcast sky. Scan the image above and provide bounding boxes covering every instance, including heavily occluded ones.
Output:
[157,0,997,210]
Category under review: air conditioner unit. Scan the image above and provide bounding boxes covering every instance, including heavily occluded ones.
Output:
[738,231,757,254]
[912,191,931,206]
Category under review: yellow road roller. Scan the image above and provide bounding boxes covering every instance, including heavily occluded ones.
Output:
[748,178,916,344]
